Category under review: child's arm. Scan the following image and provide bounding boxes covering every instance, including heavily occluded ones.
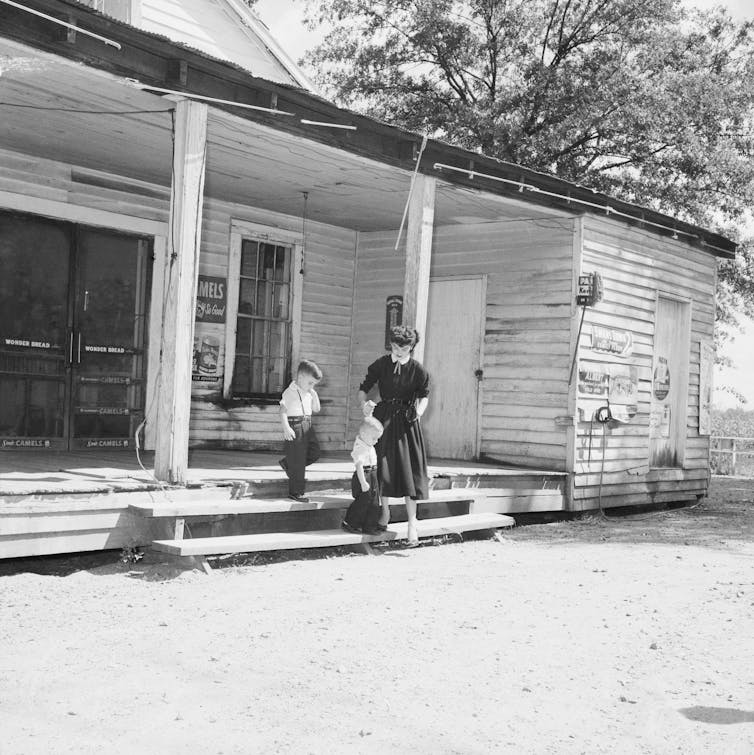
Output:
[280,406,295,441]
[354,460,370,492]
[311,387,321,414]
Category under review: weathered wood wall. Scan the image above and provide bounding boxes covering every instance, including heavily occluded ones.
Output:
[350,218,577,469]
[0,147,357,452]
[574,216,716,509]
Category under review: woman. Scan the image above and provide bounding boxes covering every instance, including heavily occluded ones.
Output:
[357,325,430,546]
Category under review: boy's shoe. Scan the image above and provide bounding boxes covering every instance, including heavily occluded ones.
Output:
[278,458,289,476]
[288,494,309,503]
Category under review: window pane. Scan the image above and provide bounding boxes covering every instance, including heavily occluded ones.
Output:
[260,243,276,280]
[250,358,265,393]
[256,280,272,318]
[268,359,286,393]
[251,319,267,357]
[273,283,289,319]
[269,321,288,361]
[232,355,250,394]
[235,317,252,358]
[238,278,255,316]
[274,245,290,281]
[240,240,258,278]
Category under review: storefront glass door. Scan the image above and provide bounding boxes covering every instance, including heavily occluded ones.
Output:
[0,211,151,450]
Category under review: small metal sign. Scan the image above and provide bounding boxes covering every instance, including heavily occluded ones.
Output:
[385,295,403,349]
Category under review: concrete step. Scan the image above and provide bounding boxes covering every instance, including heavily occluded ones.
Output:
[151,512,515,557]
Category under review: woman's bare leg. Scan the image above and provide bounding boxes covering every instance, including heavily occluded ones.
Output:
[378,496,391,527]
[405,496,418,544]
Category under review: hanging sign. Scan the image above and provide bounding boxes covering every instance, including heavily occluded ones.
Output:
[384,295,403,350]
[196,275,227,323]
[589,326,633,357]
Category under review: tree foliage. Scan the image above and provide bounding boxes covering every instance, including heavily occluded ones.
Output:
[301,0,754,338]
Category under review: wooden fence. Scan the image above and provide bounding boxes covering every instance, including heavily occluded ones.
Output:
[710,436,754,477]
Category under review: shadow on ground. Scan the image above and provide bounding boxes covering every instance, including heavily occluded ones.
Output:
[505,477,753,549]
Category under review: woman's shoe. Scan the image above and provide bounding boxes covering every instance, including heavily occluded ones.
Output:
[341,520,362,534]
[406,522,419,547]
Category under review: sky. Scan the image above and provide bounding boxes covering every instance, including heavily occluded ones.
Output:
[254,0,754,410]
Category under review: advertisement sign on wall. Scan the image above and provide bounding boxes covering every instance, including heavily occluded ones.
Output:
[578,361,639,422]
[195,275,227,323]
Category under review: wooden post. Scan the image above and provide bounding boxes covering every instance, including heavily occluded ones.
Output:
[154,99,208,484]
[402,174,436,362]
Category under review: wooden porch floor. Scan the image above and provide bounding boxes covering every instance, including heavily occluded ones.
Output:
[0,449,565,498]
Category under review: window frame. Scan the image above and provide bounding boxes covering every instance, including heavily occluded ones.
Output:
[224,220,303,402]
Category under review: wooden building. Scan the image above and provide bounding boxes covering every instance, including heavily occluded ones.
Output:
[0,0,736,531]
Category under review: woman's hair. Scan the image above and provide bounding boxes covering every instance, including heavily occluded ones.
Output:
[389,325,420,349]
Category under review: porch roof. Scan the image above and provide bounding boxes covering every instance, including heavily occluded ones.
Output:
[0,0,737,256]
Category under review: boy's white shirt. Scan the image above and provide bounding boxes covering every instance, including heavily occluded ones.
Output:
[279,382,320,415]
[351,436,377,467]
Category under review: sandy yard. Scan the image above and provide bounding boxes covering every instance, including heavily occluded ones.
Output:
[1,477,753,754]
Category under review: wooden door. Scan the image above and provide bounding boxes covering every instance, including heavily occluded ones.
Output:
[649,296,691,467]
[422,277,485,459]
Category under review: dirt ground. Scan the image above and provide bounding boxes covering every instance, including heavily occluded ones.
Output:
[1,477,753,755]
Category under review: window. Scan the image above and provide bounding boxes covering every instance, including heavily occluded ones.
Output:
[224,222,303,401]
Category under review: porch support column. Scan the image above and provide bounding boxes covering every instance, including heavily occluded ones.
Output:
[154,99,208,484]
[402,174,436,362]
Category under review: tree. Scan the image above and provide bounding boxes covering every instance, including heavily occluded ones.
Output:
[301,0,754,345]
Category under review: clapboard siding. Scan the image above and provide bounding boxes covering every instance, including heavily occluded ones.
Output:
[0,147,356,452]
[574,216,716,509]
[349,219,576,468]
[431,220,576,469]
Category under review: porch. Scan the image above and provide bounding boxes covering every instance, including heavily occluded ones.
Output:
[0,449,567,559]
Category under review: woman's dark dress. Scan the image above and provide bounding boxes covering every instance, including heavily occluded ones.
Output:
[359,354,430,500]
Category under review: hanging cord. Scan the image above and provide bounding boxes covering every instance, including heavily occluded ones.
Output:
[568,306,587,386]
[394,135,428,252]
[300,191,308,275]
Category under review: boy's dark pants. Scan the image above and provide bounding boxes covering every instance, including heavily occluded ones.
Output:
[343,467,381,532]
[282,417,320,496]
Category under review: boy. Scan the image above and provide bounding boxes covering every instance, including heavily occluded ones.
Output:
[279,359,322,502]
[341,415,385,535]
